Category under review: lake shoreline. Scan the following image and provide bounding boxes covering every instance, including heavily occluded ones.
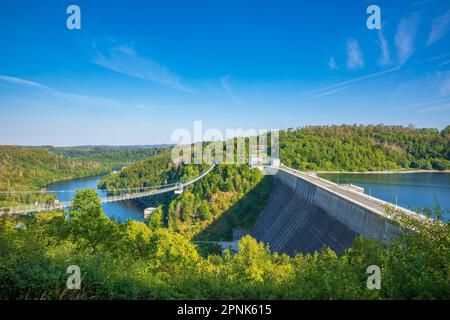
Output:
[45,172,109,189]
[316,171,450,219]
[46,174,145,222]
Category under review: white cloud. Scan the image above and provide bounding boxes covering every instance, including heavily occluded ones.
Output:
[406,97,450,109]
[377,31,391,66]
[303,85,350,101]
[93,44,194,94]
[0,74,161,112]
[426,9,450,46]
[404,96,450,113]
[220,75,242,104]
[418,103,450,112]
[346,38,364,70]
[0,75,50,90]
[439,76,450,97]
[328,57,339,71]
[395,15,419,64]
[429,71,450,97]
[287,66,401,101]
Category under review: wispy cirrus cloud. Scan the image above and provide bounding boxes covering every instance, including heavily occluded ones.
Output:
[287,66,400,102]
[426,9,450,46]
[0,74,165,112]
[303,85,350,101]
[406,94,450,113]
[220,75,242,104]
[395,15,420,64]
[377,31,391,66]
[1,75,126,108]
[418,103,450,112]
[346,38,364,70]
[0,75,50,90]
[93,44,195,94]
[427,70,450,97]
[328,57,339,71]
[438,74,450,97]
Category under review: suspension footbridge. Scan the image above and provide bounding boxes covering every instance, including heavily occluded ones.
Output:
[1,164,216,216]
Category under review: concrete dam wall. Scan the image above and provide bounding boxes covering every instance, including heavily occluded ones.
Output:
[251,167,400,256]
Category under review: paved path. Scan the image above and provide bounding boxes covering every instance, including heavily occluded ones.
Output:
[277,165,422,220]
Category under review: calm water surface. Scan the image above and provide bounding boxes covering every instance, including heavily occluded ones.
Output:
[47,172,450,222]
[46,175,145,222]
[319,172,450,220]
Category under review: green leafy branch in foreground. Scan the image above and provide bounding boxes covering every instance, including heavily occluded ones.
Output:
[0,190,448,300]
[99,153,272,240]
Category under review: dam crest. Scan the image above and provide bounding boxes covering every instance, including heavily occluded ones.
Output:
[251,166,406,255]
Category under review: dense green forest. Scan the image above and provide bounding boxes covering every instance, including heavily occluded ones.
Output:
[99,152,272,240]
[0,190,447,299]
[166,165,272,240]
[0,145,168,208]
[280,125,450,171]
[1,124,449,299]
[49,145,170,169]
[97,153,189,190]
[98,124,450,239]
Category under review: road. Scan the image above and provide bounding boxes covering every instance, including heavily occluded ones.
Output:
[278,165,398,216]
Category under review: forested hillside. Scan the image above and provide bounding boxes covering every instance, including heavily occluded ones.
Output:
[0,190,447,299]
[280,125,450,171]
[0,146,106,207]
[0,145,168,207]
[99,153,271,240]
[99,124,450,238]
[166,164,271,239]
[50,145,170,169]
[97,153,193,190]
[1,125,449,299]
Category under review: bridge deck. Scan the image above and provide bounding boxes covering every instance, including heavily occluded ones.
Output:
[2,164,216,215]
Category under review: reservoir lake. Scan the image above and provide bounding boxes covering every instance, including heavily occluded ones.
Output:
[46,174,145,222]
[319,172,449,221]
[47,172,450,222]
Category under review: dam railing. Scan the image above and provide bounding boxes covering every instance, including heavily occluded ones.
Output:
[273,164,431,224]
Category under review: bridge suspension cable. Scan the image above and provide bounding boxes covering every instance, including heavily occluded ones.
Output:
[1,163,216,215]
[0,165,214,194]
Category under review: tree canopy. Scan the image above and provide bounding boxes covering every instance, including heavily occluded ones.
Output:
[0,191,448,299]
[279,124,450,171]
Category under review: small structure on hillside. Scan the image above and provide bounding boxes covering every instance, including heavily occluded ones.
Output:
[46,199,60,209]
[269,157,280,167]
[248,155,264,169]
[174,183,184,194]
[143,207,156,222]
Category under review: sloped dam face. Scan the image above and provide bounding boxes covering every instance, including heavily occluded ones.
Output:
[251,168,399,256]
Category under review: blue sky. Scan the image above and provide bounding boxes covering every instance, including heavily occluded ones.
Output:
[0,0,449,145]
